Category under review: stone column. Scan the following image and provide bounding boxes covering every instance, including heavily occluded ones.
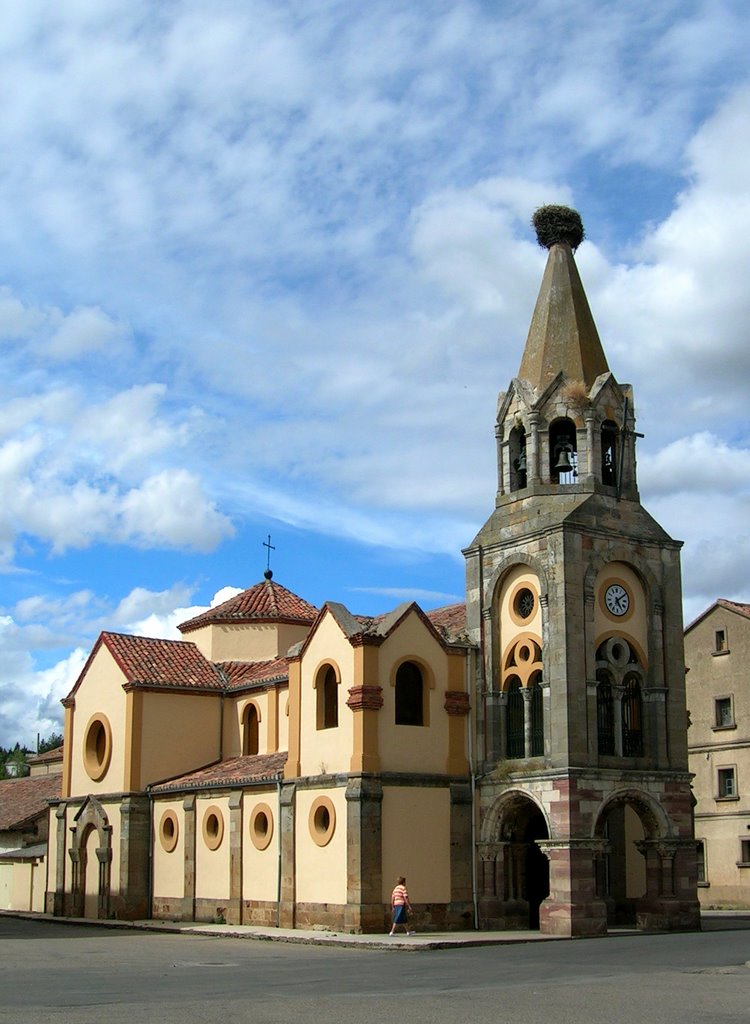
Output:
[634,839,700,932]
[118,795,150,920]
[537,839,608,937]
[522,687,532,758]
[182,795,196,921]
[344,777,383,933]
[495,423,506,498]
[228,791,243,924]
[527,411,541,484]
[52,802,67,915]
[477,841,505,928]
[278,781,296,928]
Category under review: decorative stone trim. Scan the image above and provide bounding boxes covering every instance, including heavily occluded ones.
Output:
[83,713,112,782]
[444,691,470,716]
[201,805,224,850]
[308,795,336,847]
[346,685,384,711]
[249,802,274,851]
[158,810,179,853]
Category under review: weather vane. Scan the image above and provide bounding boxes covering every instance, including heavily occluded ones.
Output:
[262,534,276,579]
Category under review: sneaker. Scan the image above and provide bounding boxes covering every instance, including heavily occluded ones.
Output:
[407,931,415,936]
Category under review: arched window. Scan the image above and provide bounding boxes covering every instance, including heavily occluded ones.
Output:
[243,704,259,756]
[530,672,544,756]
[506,676,524,758]
[601,420,618,487]
[509,424,527,490]
[316,665,338,730]
[596,671,615,755]
[622,675,643,757]
[395,661,424,726]
[549,418,577,484]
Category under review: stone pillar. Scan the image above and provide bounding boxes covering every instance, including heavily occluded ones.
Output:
[477,841,505,927]
[449,782,474,928]
[52,802,67,915]
[613,684,624,757]
[495,423,505,498]
[522,687,532,758]
[528,411,541,484]
[344,777,383,933]
[182,795,196,921]
[228,791,243,924]
[118,795,150,920]
[584,410,596,482]
[635,839,701,932]
[537,839,608,937]
[278,781,296,928]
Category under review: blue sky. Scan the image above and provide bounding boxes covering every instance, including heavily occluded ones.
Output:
[2,0,750,747]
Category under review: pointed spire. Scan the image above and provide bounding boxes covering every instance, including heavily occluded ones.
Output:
[517,209,609,392]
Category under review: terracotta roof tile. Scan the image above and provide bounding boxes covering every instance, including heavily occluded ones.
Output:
[151,752,287,792]
[219,657,289,690]
[179,578,318,634]
[426,603,469,641]
[102,632,224,690]
[717,598,750,618]
[26,745,64,765]
[0,774,61,831]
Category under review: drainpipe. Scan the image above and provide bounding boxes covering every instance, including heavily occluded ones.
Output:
[146,784,154,920]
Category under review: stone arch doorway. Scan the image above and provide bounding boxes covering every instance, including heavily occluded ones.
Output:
[480,792,550,930]
[593,789,667,929]
[69,797,113,919]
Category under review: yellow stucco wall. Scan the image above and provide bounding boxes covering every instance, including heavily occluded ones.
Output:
[381,786,451,903]
[294,787,348,905]
[195,796,231,901]
[0,864,10,909]
[242,793,280,903]
[68,646,128,797]
[139,691,221,787]
[298,615,355,777]
[152,800,185,900]
[378,613,456,776]
[188,622,310,662]
[594,561,648,662]
[0,858,46,912]
[498,565,543,657]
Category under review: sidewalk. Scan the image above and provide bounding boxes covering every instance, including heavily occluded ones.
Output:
[7,909,749,950]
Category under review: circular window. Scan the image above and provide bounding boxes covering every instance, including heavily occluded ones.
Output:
[514,587,535,621]
[159,810,179,853]
[309,796,336,847]
[83,714,112,781]
[202,806,225,850]
[249,802,274,851]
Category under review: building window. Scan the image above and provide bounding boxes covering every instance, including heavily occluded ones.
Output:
[308,796,336,847]
[202,806,225,850]
[696,840,707,883]
[596,672,615,756]
[316,664,339,730]
[159,810,179,853]
[739,840,750,867]
[714,697,734,729]
[550,417,578,484]
[243,703,259,755]
[714,629,728,653]
[529,673,544,756]
[83,713,112,782]
[395,661,424,726]
[249,803,274,851]
[717,767,737,800]
[601,420,618,487]
[621,675,643,757]
[510,424,527,490]
[506,676,524,758]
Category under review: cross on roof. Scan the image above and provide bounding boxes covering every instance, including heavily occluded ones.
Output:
[262,534,276,579]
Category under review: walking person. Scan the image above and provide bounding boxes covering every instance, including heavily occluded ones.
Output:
[388,875,414,935]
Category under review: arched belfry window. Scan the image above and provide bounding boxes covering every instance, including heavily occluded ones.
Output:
[549,418,577,484]
[243,703,259,756]
[316,665,339,730]
[509,424,527,490]
[601,420,618,487]
[506,676,524,758]
[622,675,643,757]
[529,672,544,757]
[395,661,424,726]
[596,671,615,756]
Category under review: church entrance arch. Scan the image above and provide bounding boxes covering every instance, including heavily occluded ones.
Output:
[593,789,666,927]
[69,797,113,919]
[481,791,550,930]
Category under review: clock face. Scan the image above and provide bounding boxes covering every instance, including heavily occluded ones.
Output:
[604,583,630,617]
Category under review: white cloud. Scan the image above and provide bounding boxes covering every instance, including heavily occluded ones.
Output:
[47,305,129,360]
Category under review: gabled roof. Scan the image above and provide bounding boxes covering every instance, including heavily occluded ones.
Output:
[517,241,609,391]
[65,632,226,702]
[178,577,318,633]
[219,657,289,691]
[425,602,469,642]
[26,744,64,766]
[685,598,750,634]
[0,774,60,832]
[150,752,287,793]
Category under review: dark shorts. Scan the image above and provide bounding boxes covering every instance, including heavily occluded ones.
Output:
[392,905,407,924]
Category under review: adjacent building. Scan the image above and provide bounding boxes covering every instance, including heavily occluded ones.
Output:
[685,599,750,908]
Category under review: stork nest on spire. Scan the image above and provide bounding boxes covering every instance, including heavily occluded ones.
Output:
[532,205,585,251]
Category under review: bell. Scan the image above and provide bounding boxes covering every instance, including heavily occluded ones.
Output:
[554,446,574,472]
[515,450,527,473]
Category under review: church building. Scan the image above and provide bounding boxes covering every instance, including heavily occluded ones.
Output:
[45,207,700,936]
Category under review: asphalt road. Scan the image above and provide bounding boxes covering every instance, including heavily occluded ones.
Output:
[1,917,749,1024]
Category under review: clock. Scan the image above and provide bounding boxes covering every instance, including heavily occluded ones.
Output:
[604,583,630,617]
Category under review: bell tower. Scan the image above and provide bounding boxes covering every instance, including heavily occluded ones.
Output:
[465,207,699,936]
